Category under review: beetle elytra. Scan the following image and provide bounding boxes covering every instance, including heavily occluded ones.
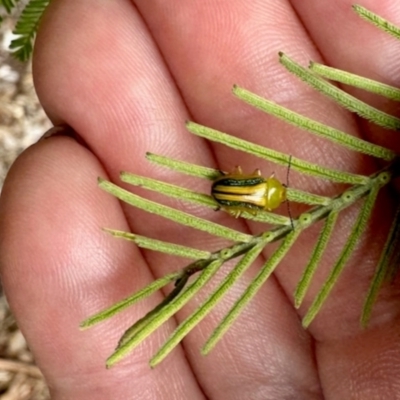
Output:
[211,166,287,218]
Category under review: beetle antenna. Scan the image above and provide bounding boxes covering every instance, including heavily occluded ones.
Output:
[286,156,294,230]
[286,156,292,186]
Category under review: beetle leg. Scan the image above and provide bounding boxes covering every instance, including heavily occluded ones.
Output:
[232,209,242,218]
[232,166,243,175]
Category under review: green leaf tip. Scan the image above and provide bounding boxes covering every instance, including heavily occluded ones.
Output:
[310,61,400,104]
[353,4,400,40]
[80,271,180,329]
[103,228,211,260]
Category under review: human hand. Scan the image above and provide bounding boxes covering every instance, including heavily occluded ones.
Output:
[1,1,400,398]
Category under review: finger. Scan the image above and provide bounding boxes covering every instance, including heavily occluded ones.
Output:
[0,134,204,399]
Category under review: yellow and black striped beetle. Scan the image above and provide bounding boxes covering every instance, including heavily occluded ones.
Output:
[211,166,287,217]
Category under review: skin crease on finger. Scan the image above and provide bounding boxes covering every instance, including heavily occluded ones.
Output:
[0,0,399,400]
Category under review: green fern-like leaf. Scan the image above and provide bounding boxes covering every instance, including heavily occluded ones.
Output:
[9,0,50,61]
[81,112,397,368]
[80,5,400,368]
[0,0,21,14]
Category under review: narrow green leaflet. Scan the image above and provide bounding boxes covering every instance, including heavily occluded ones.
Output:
[9,0,50,61]
[233,85,396,161]
[104,229,211,260]
[147,153,329,207]
[121,171,216,208]
[294,211,339,308]
[361,205,400,326]
[1,0,21,13]
[202,226,302,355]
[121,171,290,225]
[80,272,181,329]
[99,178,252,243]
[353,4,400,40]
[115,273,194,348]
[287,188,331,206]
[146,152,220,180]
[280,53,400,130]
[150,241,266,367]
[187,121,370,185]
[310,62,400,103]
[106,259,224,367]
[302,172,390,327]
